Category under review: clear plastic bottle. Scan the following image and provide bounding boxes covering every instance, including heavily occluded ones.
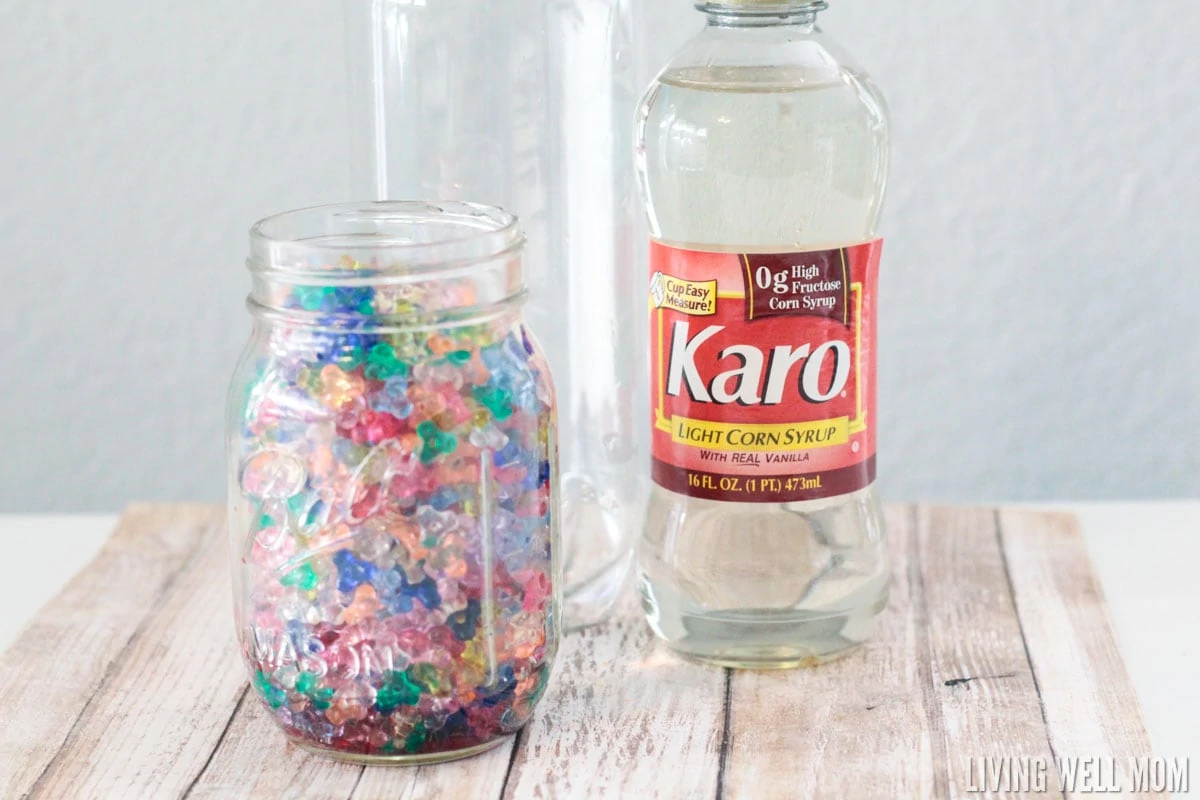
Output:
[343,0,641,628]
[634,0,890,667]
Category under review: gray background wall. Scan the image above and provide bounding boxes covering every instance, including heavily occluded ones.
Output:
[1,1,1197,512]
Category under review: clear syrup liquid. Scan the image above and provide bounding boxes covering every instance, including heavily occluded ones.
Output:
[635,63,891,668]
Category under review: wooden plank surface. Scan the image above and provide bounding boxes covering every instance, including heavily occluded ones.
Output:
[504,595,726,799]
[0,505,1162,799]
[27,506,245,799]
[999,509,1160,796]
[0,505,219,799]
[915,506,1061,798]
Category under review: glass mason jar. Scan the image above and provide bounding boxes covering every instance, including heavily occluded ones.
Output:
[226,202,560,764]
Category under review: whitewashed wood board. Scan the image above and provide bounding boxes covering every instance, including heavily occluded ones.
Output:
[0,505,1161,799]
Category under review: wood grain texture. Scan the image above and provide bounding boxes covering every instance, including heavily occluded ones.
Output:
[182,699,362,800]
[916,506,1059,799]
[350,739,515,800]
[25,507,244,799]
[0,505,218,799]
[723,506,935,799]
[999,510,1164,796]
[502,596,726,800]
[0,505,1161,799]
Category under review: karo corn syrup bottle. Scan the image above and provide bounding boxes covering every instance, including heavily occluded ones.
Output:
[634,0,890,667]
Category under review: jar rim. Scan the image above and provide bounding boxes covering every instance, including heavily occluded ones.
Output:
[248,201,524,283]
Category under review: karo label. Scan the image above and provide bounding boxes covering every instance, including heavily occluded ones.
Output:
[649,239,882,503]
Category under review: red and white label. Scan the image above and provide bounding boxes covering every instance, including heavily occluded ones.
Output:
[649,239,882,503]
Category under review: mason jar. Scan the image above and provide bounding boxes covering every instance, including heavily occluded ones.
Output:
[226,202,560,764]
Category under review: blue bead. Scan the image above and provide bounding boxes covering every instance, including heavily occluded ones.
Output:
[375,568,403,593]
[286,619,306,647]
[442,709,469,734]
[479,344,504,369]
[385,592,414,614]
[447,600,481,640]
[480,664,517,706]
[429,487,457,510]
[410,577,441,610]
[493,442,521,467]
[333,549,376,592]
[305,499,325,526]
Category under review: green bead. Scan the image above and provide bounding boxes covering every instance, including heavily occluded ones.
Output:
[281,563,318,592]
[310,687,334,710]
[374,361,406,379]
[334,347,365,370]
[409,662,442,693]
[358,300,375,315]
[376,670,422,712]
[417,419,453,462]
[473,386,513,421]
[295,672,319,695]
[403,723,428,754]
[370,342,394,359]
[298,289,323,311]
[257,513,274,529]
[446,349,472,365]
[285,494,307,518]
[252,670,287,709]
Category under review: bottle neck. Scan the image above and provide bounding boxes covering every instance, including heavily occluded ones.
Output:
[697,1,826,28]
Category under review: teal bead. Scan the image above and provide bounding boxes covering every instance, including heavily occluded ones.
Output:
[280,563,318,592]
[473,386,513,421]
[334,346,365,370]
[309,687,334,710]
[252,670,287,710]
[285,493,307,518]
[375,670,422,712]
[369,343,395,362]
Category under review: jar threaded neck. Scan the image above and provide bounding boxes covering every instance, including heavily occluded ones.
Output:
[247,202,526,326]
